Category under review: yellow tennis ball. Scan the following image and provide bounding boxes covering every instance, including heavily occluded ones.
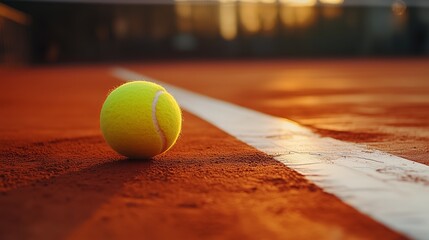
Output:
[100,81,182,159]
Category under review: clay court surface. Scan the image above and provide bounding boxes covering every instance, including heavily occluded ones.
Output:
[1,59,428,239]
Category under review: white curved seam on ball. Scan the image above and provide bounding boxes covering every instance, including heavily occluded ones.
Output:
[152,90,167,153]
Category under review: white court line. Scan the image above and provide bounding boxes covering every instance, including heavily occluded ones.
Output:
[113,67,429,240]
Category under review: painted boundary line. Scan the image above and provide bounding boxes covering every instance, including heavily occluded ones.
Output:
[113,67,429,240]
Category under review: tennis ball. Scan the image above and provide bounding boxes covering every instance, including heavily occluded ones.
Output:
[100,81,182,159]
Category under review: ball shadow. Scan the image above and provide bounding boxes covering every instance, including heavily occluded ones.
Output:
[0,158,154,240]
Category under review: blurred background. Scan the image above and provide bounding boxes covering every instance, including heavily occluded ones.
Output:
[1,0,428,64]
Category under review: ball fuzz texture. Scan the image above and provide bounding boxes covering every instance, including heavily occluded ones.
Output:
[100,81,182,159]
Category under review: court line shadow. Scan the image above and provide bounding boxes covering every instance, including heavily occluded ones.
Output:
[0,158,153,240]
